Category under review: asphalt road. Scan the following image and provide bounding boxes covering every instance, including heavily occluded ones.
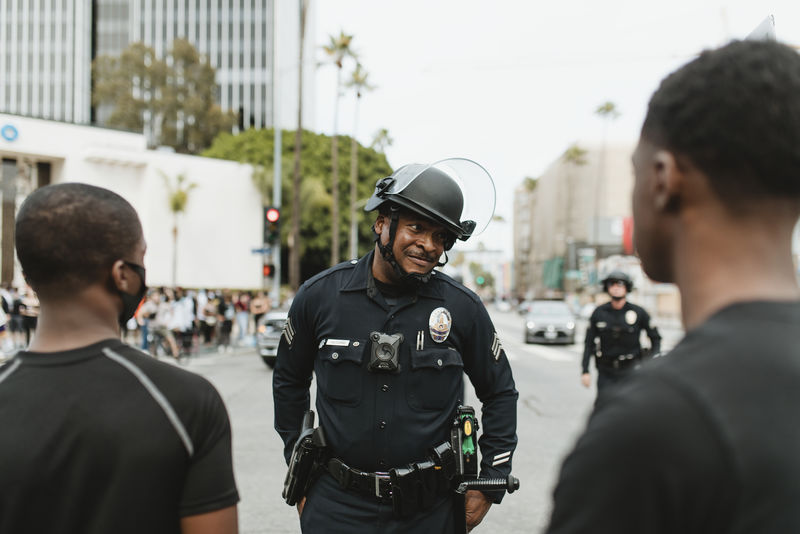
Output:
[183,307,684,533]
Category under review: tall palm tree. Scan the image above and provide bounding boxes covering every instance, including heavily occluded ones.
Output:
[161,171,197,287]
[370,128,393,153]
[561,143,587,256]
[345,63,374,259]
[290,0,310,290]
[594,101,620,246]
[322,30,356,266]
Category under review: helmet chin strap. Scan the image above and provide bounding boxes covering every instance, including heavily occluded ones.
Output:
[374,207,447,287]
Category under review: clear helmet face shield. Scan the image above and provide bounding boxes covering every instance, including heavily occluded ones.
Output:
[378,157,497,239]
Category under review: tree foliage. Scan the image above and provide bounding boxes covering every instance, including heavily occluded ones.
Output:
[203,129,393,281]
[93,39,235,154]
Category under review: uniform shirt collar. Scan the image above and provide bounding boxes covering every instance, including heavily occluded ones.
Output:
[341,249,444,300]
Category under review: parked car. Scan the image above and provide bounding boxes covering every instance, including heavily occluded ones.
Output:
[524,300,576,344]
[256,310,288,368]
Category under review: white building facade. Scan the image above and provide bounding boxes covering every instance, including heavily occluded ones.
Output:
[0,113,264,289]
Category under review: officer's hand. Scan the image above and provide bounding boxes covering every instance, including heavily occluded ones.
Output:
[465,490,492,532]
[580,373,592,388]
[296,497,306,517]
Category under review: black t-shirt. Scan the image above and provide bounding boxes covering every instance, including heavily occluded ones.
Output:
[548,301,800,533]
[0,339,239,534]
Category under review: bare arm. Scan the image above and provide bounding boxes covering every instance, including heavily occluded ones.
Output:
[181,505,238,534]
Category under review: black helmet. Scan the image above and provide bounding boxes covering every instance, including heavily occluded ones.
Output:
[365,164,476,241]
[602,270,633,292]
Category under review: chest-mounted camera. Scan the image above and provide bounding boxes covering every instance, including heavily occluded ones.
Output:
[368,331,403,373]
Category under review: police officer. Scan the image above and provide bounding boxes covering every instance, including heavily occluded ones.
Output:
[580,270,660,398]
[273,159,518,533]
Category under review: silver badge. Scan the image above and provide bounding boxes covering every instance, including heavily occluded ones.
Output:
[429,307,452,343]
[625,310,638,325]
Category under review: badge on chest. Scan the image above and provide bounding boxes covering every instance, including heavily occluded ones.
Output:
[429,307,452,343]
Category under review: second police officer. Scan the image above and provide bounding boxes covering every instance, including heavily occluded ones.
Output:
[273,159,518,533]
[581,271,661,401]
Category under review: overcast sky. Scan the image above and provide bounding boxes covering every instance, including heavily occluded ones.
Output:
[310,1,800,258]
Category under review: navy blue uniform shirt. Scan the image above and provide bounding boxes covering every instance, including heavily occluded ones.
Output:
[582,301,661,373]
[273,251,518,501]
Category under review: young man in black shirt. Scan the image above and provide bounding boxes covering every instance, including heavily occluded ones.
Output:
[0,183,239,534]
[547,40,800,533]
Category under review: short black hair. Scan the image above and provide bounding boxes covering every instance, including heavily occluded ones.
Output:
[642,40,800,206]
[15,183,143,297]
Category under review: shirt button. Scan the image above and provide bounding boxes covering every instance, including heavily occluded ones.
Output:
[437,358,443,367]
[379,421,386,429]
[381,384,389,392]
[352,341,360,347]
[331,352,339,360]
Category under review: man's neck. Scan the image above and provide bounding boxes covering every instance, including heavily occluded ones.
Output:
[675,208,800,330]
[27,288,121,352]
[610,298,626,310]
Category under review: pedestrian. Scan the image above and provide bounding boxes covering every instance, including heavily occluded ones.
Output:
[0,183,238,533]
[580,270,660,403]
[273,159,518,533]
[250,290,271,329]
[234,291,251,345]
[546,39,800,533]
[217,292,235,353]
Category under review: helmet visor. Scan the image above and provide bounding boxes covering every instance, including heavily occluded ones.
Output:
[390,158,496,237]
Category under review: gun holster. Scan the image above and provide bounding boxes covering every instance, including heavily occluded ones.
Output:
[282,411,327,506]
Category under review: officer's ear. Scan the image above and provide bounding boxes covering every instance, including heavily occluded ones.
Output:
[374,213,387,236]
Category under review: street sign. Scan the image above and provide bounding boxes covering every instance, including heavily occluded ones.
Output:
[251,247,272,254]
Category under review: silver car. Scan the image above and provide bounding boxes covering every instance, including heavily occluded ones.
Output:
[524,300,576,345]
[256,310,288,367]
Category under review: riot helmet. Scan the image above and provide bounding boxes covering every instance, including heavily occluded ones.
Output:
[602,270,633,292]
[365,158,495,285]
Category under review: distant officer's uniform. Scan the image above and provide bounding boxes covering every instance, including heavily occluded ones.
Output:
[583,300,661,395]
[273,250,518,533]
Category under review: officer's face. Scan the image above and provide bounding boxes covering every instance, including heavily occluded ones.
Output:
[632,138,675,283]
[607,280,627,299]
[376,212,447,275]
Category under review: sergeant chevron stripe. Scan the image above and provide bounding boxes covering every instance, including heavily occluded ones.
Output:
[491,332,503,361]
[283,317,295,346]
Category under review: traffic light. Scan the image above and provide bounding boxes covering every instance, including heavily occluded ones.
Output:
[476,276,486,286]
[263,264,274,278]
[263,206,281,244]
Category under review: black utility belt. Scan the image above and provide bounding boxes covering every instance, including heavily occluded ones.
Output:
[327,457,450,515]
[597,353,639,369]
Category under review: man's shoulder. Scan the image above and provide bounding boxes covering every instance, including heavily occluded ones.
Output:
[300,259,360,293]
[430,270,482,304]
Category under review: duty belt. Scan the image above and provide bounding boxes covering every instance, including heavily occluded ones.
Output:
[599,353,638,369]
[327,458,393,502]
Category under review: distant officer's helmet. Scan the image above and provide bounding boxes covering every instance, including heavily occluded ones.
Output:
[365,158,495,242]
[602,270,633,292]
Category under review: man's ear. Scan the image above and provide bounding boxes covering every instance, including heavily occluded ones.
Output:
[109,260,131,293]
[374,214,386,235]
[652,150,683,213]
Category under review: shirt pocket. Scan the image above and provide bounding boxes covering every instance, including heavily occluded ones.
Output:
[407,348,464,412]
[317,340,366,406]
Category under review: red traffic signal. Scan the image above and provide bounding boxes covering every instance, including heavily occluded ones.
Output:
[265,207,281,223]
[263,264,274,277]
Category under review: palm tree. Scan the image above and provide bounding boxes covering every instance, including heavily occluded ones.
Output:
[370,128,393,153]
[594,101,620,246]
[290,0,310,290]
[161,171,197,287]
[345,63,374,259]
[561,144,588,263]
[322,30,356,266]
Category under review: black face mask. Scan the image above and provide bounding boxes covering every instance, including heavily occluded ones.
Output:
[118,261,147,326]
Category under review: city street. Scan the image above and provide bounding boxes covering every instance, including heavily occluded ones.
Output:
[183,308,684,533]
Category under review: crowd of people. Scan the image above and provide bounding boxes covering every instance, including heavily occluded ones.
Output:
[0,284,275,362]
[128,288,274,360]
